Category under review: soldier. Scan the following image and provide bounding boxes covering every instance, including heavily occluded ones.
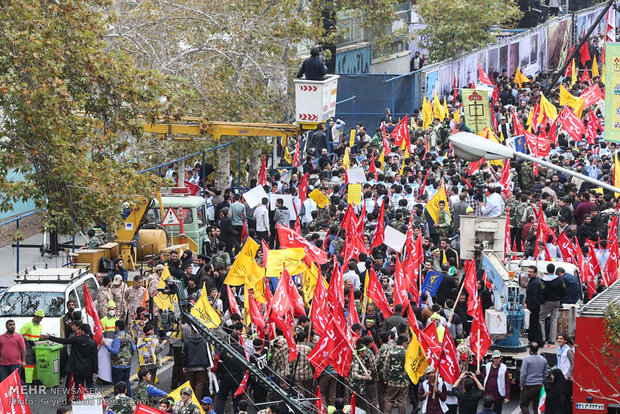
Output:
[107,382,136,414]
[96,276,114,318]
[136,323,169,380]
[436,200,452,238]
[172,387,201,414]
[389,211,406,233]
[134,368,167,406]
[512,193,532,251]
[105,320,135,398]
[125,274,146,326]
[210,242,231,270]
[146,264,164,297]
[520,161,533,190]
[101,300,118,339]
[381,335,410,414]
[375,331,396,412]
[348,345,372,402]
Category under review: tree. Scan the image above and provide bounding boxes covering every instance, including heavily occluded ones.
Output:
[0,0,191,234]
[414,0,522,63]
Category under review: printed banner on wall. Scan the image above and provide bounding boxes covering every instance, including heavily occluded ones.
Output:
[604,43,620,142]
[461,89,491,133]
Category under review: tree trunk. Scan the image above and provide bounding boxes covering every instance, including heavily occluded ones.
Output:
[217,144,230,188]
[248,148,262,186]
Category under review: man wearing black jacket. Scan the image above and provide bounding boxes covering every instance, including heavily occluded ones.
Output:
[296,47,327,81]
[43,323,98,392]
[525,266,543,344]
[540,264,565,345]
[216,332,246,414]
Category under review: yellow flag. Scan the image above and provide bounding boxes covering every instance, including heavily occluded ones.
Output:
[343,147,350,170]
[592,55,599,78]
[283,147,292,164]
[153,265,177,311]
[571,59,577,86]
[167,381,205,413]
[405,334,429,384]
[378,150,385,169]
[602,64,606,81]
[224,238,260,285]
[265,248,306,277]
[615,153,620,197]
[422,97,433,129]
[538,93,558,124]
[243,285,251,326]
[399,147,410,175]
[349,129,356,147]
[425,186,451,224]
[526,106,534,128]
[442,98,449,121]
[190,287,221,328]
[453,109,460,123]
[559,85,584,118]
[302,262,322,307]
[514,67,529,88]
[433,92,443,120]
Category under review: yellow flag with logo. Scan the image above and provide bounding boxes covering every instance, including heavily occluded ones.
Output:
[343,147,350,170]
[442,98,449,121]
[153,265,177,311]
[433,92,443,120]
[571,59,577,86]
[538,93,558,124]
[225,238,260,285]
[283,147,292,164]
[167,381,205,413]
[302,262,325,307]
[405,333,429,384]
[190,287,221,328]
[426,186,451,224]
[559,86,585,118]
[265,248,306,277]
[592,55,599,78]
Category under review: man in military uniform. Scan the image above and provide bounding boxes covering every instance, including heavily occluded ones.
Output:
[210,242,231,270]
[134,369,167,406]
[125,274,146,326]
[331,235,345,256]
[96,276,114,317]
[173,387,201,414]
[511,193,532,251]
[520,161,533,190]
[101,300,118,339]
[19,309,44,383]
[104,320,135,398]
[436,200,452,238]
[381,335,410,414]
[107,381,136,414]
[389,211,406,233]
[348,345,371,403]
[375,331,396,412]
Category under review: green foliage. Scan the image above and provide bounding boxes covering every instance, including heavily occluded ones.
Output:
[0,0,191,233]
[414,0,522,62]
[602,303,620,365]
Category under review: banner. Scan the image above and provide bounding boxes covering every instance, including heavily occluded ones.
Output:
[265,248,306,277]
[421,271,444,296]
[0,369,31,414]
[308,189,330,208]
[405,334,429,384]
[347,184,362,205]
[461,89,491,133]
[605,42,620,142]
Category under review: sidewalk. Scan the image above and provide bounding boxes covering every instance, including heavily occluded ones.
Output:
[0,233,72,286]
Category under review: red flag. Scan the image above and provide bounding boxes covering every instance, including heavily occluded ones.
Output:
[463,260,478,315]
[557,232,577,264]
[0,368,31,413]
[298,173,309,203]
[271,312,298,362]
[420,328,441,368]
[67,373,76,404]
[183,180,200,196]
[315,385,326,414]
[499,159,511,198]
[418,171,430,198]
[577,241,597,298]
[467,158,486,176]
[292,139,301,168]
[548,119,558,145]
[327,257,345,311]
[438,331,460,384]
[366,268,393,318]
[406,303,421,337]
[580,37,591,66]
[586,240,602,276]
[286,266,306,317]
[390,114,410,147]
[382,124,391,155]
[370,200,385,250]
[602,237,618,286]
[534,203,555,259]
[581,84,604,107]
[83,284,103,346]
[580,67,592,85]
[322,229,330,251]
[258,155,268,186]
[402,253,420,300]
[559,107,585,142]
[277,224,328,264]
[348,285,360,325]
[423,322,440,345]
[135,404,169,414]
[588,110,604,131]
[478,64,493,87]
[368,153,378,181]
[531,103,541,131]
[393,255,409,307]
[247,290,266,331]
[470,299,491,362]
[294,217,302,235]
[491,105,498,133]
[234,371,250,397]
[311,274,329,336]
[524,131,550,157]
[308,323,334,377]
[227,285,240,315]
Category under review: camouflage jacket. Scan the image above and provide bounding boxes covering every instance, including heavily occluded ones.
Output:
[107,394,136,414]
[375,340,395,384]
[381,346,409,388]
[211,252,230,269]
[110,331,133,367]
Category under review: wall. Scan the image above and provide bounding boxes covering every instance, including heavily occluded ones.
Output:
[0,212,42,248]
[371,51,411,74]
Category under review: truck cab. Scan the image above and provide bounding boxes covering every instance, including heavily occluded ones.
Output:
[146,195,208,254]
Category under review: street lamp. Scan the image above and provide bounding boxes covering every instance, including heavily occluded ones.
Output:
[449,132,620,194]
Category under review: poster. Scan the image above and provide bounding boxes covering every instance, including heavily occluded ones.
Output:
[519,36,531,69]
[478,51,487,74]
[487,48,499,76]
[452,59,465,90]
[464,55,477,87]
[539,26,548,70]
[384,226,406,252]
[547,17,571,71]
[425,70,439,100]
[308,189,330,208]
[97,338,113,382]
[439,65,453,97]
[530,33,539,63]
[243,185,268,209]
[509,42,519,75]
[604,43,620,142]
[347,184,362,205]
[461,89,491,133]
[499,45,509,73]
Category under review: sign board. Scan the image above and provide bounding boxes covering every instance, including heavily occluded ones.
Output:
[335,46,371,74]
[244,185,268,209]
[346,167,367,184]
[348,184,362,205]
[294,75,339,124]
[605,43,620,142]
[308,189,330,208]
[575,403,604,410]
[269,194,296,213]
[461,89,491,133]
[161,207,181,226]
[384,226,406,252]
[72,393,104,414]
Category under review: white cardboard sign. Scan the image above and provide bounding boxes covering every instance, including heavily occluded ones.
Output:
[243,185,268,209]
[384,226,406,252]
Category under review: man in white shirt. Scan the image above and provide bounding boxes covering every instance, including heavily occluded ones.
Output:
[255,197,270,244]
[342,262,361,291]
[480,186,505,217]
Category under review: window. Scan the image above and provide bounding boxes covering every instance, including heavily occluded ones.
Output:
[68,289,79,309]
[146,207,194,225]
[0,292,65,317]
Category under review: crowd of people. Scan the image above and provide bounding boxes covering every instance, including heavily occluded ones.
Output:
[0,38,613,414]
